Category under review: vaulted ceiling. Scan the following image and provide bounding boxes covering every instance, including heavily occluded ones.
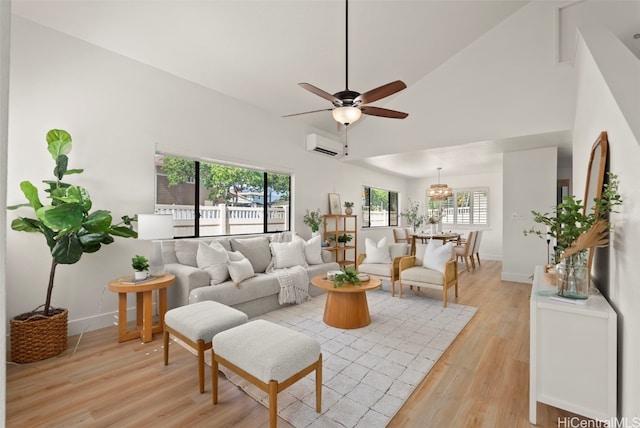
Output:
[11,0,640,177]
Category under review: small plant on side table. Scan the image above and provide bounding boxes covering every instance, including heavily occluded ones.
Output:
[344,201,354,215]
[132,255,150,280]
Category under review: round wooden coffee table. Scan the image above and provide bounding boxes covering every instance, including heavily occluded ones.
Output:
[311,274,381,329]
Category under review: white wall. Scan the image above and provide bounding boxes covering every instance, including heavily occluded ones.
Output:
[0,0,10,421]
[350,1,575,159]
[406,171,503,261]
[573,24,640,420]
[502,147,557,282]
[6,17,406,335]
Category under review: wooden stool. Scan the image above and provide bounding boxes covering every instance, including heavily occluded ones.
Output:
[164,301,248,393]
[212,320,322,428]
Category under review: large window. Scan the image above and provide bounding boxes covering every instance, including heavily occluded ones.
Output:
[155,153,291,237]
[362,186,398,228]
[428,188,488,227]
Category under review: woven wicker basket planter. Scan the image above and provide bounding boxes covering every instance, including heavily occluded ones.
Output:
[10,309,68,363]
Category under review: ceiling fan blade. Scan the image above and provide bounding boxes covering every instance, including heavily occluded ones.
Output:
[361,106,409,119]
[298,83,341,104]
[355,80,407,105]
[282,108,332,118]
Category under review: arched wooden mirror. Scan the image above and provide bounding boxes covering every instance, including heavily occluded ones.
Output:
[583,131,608,273]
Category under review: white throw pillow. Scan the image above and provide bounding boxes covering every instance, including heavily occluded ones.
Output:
[423,241,454,273]
[196,241,229,285]
[294,234,324,265]
[227,250,245,262]
[228,258,255,284]
[270,239,308,269]
[363,237,391,264]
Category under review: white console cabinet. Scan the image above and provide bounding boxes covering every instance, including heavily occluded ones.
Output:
[529,266,617,424]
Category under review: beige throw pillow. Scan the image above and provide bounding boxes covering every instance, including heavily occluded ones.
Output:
[228,258,255,285]
[363,237,391,264]
[423,241,454,273]
[196,241,229,285]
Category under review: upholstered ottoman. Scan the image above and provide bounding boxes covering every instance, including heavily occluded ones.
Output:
[212,319,322,428]
[164,300,248,393]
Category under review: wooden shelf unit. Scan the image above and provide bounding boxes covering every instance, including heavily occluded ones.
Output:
[323,214,357,268]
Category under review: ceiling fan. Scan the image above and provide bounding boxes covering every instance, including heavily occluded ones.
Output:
[284,0,408,126]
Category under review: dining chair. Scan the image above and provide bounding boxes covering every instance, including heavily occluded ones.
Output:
[393,228,409,244]
[454,230,477,271]
[472,230,483,267]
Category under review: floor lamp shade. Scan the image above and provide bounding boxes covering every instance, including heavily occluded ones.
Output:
[137,214,174,277]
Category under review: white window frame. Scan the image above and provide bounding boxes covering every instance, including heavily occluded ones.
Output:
[429,187,489,227]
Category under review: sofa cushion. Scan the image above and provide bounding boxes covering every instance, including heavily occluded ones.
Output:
[358,263,393,277]
[414,243,426,267]
[401,266,444,286]
[175,239,203,267]
[294,234,323,265]
[228,258,255,285]
[423,241,454,273]
[197,241,230,285]
[270,239,308,269]
[230,237,271,273]
[363,237,391,264]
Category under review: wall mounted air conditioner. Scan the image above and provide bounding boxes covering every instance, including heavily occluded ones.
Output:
[305,134,344,157]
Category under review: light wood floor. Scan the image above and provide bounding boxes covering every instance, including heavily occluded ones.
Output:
[7,260,593,427]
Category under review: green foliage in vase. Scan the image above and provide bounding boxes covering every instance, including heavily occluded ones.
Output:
[333,268,361,288]
[524,173,622,253]
[303,208,322,233]
[400,198,426,230]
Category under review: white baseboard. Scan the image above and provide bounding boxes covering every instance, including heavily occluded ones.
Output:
[68,302,158,336]
[501,272,533,283]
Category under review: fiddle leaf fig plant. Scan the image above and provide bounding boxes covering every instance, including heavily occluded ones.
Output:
[8,129,138,317]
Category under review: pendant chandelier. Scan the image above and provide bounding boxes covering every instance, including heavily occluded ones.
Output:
[427,168,453,200]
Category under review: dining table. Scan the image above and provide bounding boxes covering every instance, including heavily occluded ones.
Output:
[410,232,461,255]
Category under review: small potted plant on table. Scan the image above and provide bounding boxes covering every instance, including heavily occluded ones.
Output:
[132,255,150,280]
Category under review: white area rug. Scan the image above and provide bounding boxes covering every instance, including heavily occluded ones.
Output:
[203,283,477,428]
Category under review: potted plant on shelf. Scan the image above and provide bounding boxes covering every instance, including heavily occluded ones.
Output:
[7,129,138,363]
[131,255,150,280]
[344,201,354,215]
[401,198,426,231]
[524,172,622,299]
[337,234,352,247]
[303,208,322,235]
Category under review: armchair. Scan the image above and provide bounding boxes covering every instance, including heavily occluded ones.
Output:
[398,242,458,307]
[356,242,409,294]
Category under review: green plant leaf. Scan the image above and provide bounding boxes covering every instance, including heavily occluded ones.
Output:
[46,129,72,160]
[6,203,31,210]
[64,168,84,175]
[83,210,112,233]
[110,225,138,238]
[54,154,68,180]
[51,234,83,264]
[19,181,42,210]
[11,217,42,232]
[78,233,106,253]
[37,203,84,232]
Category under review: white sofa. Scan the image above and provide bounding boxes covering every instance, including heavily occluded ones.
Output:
[161,234,340,318]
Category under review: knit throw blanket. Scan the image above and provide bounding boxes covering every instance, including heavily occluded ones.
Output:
[269,265,310,305]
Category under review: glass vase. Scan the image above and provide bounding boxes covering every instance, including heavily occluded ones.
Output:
[556,250,589,299]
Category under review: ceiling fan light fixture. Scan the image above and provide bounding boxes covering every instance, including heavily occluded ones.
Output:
[332,106,362,125]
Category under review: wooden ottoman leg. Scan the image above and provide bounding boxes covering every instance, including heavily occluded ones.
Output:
[316,354,322,413]
[197,340,205,393]
[269,380,278,428]
[212,350,218,405]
